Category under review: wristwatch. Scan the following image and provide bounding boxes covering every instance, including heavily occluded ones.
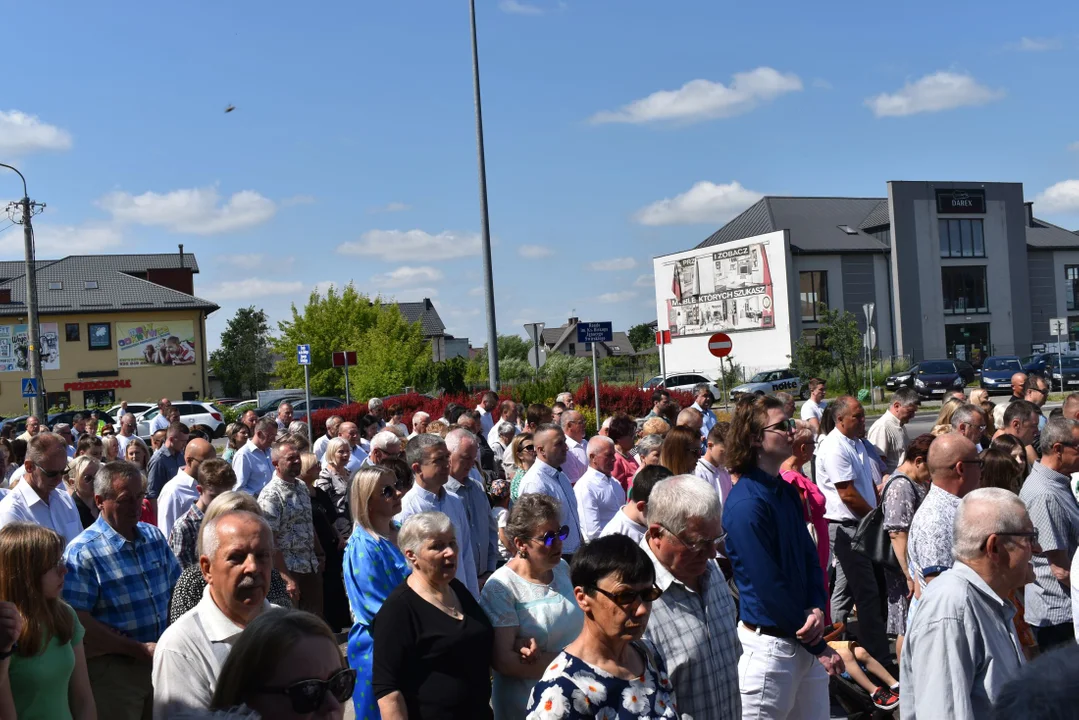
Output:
[0,644,16,660]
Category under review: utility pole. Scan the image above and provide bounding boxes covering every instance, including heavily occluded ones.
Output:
[469,0,500,390]
[1,164,45,418]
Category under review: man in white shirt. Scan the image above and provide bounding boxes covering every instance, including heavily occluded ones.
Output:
[16,415,40,444]
[519,424,583,558]
[326,421,368,474]
[487,400,519,447]
[157,438,216,540]
[574,436,625,541]
[116,400,130,418]
[408,411,430,440]
[866,387,920,474]
[275,401,293,434]
[690,383,717,438]
[153,509,275,717]
[601,465,671,544]
[150,398,173,435]
[815,395,892,669]
[232,417,276,495]
[695,423,733,503]
[311,415,343,462]
[560,410,589,484]
[475,391,498,439]
[0,432,83,545]
[116,413,138,458]
[800,378,827,435]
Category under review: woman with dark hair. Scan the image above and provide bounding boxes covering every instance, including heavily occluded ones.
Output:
[990,433,1029,481]
[523,534,676,718]
[608,414,639,493]
[359,415,380,454]
[222,423,249,464]
[657,426,700,476]
[0,523,95,719]
[979,447,1022,493]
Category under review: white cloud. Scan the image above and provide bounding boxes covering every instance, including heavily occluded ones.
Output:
[635,180,763,226]
[598,291,638,304]
[590,257,637,271]
[202,278,304,301]
[865,71,1004,117]
[634,274,654,288]
[24,224,123,256]
[0,110,73,154]
[368,201,410,214]
[313,280,336,295]
[216,253,265,270]
[499,0,544,14]
[281,194,316,207]
[98,186,276,235]
[518,244,553,258]
[589,68,802,125]
[1035,180,1079,213]
[371,265,444,287]
[337,229,482,261]
[1011,36,1061,51]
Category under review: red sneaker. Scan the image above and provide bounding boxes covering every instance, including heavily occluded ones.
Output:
[871,687,900,711]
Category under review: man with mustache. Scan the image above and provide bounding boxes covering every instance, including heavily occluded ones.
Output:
[152,509,275,717]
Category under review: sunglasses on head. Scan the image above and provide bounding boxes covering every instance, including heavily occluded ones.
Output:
[593,584,663,608]
[260,667,356,714]
[526,525,569,547]
[380,477,411,499]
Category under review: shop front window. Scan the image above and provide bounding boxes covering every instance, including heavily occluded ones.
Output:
[942,266,988,315]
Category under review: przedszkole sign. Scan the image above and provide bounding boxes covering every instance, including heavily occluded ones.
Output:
[936,189,986,214]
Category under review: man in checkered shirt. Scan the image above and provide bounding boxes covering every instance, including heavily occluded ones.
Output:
[63,460,182,720]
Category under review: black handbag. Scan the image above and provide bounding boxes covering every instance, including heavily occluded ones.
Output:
[850,474,919,572]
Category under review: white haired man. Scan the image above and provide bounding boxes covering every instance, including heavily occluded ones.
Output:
[573,436,625,541]
[555,391,575,410]
[408,411,430,440]
[312,415,344,461]
[560,410,588,484]
[445,428,498,588]
[275,401,293,434]
[901,488,1035,719]
[364,430,403,467]
[643,474,740,720]
[367,397,386,429]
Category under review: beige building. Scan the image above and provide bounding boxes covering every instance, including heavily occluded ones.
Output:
[0,250,217,415]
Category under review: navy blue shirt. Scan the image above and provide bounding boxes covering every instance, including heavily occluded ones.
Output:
[723,465,828,655]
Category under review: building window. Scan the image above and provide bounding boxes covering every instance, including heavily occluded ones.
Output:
[938,218,985,258]
[83,280,99,290]
[568,343,575,354]
[799,271,828,322]
[1066,266,1079,312]
[65,323,80,342]
[942,266,988,314]
[47,281,62,290]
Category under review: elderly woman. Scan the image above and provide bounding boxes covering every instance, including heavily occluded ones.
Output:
[524,533,676,719]
[317,437,353,536]
[67,455,101,529]
[343,465,410,719]
[780,424,829,593]
[288,420,309,439]
[658,426,700,476]
[508,432,536,503]
[222,423,249,464]
[480,494,583,718]
[373,511,494,719]
[491,421,517,479]
[634,434,665,476]
[608,414,640,493]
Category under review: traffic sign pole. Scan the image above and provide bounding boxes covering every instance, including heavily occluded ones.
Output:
[1051,318,1067,394]
[591,343,601,429]
[297,344,313,438]
[343,353,351,405]
[577,322,612,427]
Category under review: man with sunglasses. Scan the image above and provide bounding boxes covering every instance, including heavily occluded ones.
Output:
[951,403,989,449]
[0,432,83,545]
[1019,416,1079,650]
[518,423,583,562]
[642,475,740,720]
[901,488,1035,719]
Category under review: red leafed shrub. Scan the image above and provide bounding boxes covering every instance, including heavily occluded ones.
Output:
[572,380,694,419]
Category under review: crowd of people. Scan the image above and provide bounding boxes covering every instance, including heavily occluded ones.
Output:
[0,377,1075,719]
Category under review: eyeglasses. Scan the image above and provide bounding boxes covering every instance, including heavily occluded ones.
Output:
[525,525,569,547]
[593,584,663,609]
[520,445,536,453]
[762,418,796,434]
[658,523,727,554]
[379,477,411,499]
[34,464,65,479]
[981,528,1039,550]
[259,667,356,714]
[955,458,984,468]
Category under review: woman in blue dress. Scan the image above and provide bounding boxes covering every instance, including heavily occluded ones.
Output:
[343,464,411,719]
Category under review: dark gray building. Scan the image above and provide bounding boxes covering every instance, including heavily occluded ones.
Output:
[696,181,1079,364]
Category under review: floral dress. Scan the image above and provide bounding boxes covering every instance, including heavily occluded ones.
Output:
[881,473,928,635]
[525,640,688,719]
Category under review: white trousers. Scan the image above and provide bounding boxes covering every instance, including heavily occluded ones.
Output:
[738,623,830,720]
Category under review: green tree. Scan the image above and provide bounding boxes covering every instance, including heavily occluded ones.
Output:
[627,323,655,352]
[790,306,863,395]
[348,306,434,398]
[495,334,533,362]
[431,357,468,394]
[209,307,273,398]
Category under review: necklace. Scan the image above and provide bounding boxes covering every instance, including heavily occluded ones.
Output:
[411,578,463,619]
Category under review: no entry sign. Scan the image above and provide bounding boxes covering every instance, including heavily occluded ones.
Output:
[707,332,733,358]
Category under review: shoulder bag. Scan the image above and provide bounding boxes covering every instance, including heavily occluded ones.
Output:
[850,473,921,572]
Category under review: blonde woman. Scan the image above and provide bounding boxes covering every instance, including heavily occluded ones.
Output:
[931,396,965,435]
[507,432,536,502]
[66,456,100,530]
[100,435,119,462]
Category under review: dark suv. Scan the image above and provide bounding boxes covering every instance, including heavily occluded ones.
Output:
[886,360,968,398]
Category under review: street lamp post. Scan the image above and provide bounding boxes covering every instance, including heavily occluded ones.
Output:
[0,163,45,418]
[469,0,500,390]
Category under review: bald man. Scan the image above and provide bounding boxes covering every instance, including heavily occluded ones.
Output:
[158,438,217,539]
[994,372,1029,429]
[574,436,626,541]
[906,434,983,596]
[676,407,704,435]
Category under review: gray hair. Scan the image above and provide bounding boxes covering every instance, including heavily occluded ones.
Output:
[406,433,446,467]
[645,474,722,535]
[324,415,344,434]
[504,493,562,547]
[287,421,308,437]
[201,510,271,562]
[586,435,615,458]
[93,460,143,499]
[496,421,516,439]
[635,433,664,456]
[560,410,581,430]
[692,382,712,396]
[412,411,430,425]
[370,430,402,451]
[950,403,984,429]
[52,423,71,435]
[197,492,263,557]
[398,511,453,557]
[953,487,1029,562]
[368,397,384,411]
[444,428,477,454]
[556,392,573,405]
[1039,416,1079,455]
[893,387,922,408]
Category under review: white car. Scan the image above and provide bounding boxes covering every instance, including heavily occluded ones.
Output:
[137,401,226,439]
[642,372,721,400]
[729,368,806,400]
[106,403,154,419]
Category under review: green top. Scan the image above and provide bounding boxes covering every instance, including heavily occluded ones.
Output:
[8,602,84,720]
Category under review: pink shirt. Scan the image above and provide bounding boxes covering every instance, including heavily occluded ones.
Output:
[612,452,639,494]
[780,468,830,604]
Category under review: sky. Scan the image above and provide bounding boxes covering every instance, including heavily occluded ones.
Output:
[3,0,1079,352]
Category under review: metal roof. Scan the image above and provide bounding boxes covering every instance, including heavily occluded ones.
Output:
[1026,218,1079,249]
[394,299,446,336]
[859,200,891,229]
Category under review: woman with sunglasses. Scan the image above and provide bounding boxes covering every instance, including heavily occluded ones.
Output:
[508,433,536,503]
[342,465,410,720]
[66,455,101,529]
[0,523,95,720]
[524,534,680,719]
[373,511,493,720]
[479,494,583,719]
[211,609,354,719]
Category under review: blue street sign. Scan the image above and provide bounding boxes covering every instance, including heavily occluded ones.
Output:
[576,322,613,344]
[297,344,312,366]
[21,377,39,398]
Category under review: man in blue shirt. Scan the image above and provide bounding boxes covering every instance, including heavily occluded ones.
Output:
[723,394,844,720]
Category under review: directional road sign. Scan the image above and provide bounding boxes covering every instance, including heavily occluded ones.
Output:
[21,377,39,398]
[707,332,733,358]
[1050,318,1067,336]
[297,344,312,366]
[577,322,613,343]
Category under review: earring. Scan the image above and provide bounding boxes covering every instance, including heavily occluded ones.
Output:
[518,549,528,559]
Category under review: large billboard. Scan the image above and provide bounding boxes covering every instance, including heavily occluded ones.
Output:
[0,323,60,373]
[653,231,793,374]
[116,321,197,368]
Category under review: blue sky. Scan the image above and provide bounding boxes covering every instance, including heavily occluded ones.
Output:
[3,0,1079,351]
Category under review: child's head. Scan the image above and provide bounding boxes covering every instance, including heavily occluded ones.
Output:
[705,422,729,465]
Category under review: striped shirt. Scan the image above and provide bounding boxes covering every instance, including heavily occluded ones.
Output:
[1019,461,1079,627]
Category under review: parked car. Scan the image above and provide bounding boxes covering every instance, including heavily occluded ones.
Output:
[106,403,154,419]
[230,399,258,413]
[0,415,28,436]
[729,369,806,401]
[253,396,304,419]
[641,372,721,400]
[137,401,225,439]
[979,356,1023,394]
[886,359,967,398]
[954,359,977,385]
[49,410,117,429]
[1022,353,1053,375]
[289,397,347,423]
[1049,355,1079,390]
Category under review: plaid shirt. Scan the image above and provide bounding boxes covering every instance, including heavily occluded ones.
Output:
[168,503,205,569]
[63,516,182,643]
[641,539,742,720]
